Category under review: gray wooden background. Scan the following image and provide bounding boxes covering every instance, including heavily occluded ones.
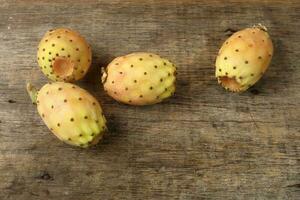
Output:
[0,0,299,199]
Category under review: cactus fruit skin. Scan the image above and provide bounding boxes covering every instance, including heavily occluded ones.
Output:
[37,28,92,82]
[215,25,273,92]
[27,82,107,148]
[102,52,176,105]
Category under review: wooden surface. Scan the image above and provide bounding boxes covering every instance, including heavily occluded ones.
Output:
[0,0,299,199]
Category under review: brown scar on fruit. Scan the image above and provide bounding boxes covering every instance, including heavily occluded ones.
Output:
[218,76,242,92]
[52,57,75,78]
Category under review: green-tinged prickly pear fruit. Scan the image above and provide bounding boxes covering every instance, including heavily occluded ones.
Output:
[215,25,273,92]
[102,52,176,105]
[27,82,107,148]
[37,28,92,82]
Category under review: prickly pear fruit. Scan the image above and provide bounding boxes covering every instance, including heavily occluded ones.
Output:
[215,25,273,92]
[27,82,107,148]
[102,52,176,105]
[37,28,92,82]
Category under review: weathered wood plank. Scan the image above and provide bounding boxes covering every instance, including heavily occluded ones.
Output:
[0,0,299,199]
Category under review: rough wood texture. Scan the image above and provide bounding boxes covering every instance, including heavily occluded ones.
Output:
[0,0,299,199]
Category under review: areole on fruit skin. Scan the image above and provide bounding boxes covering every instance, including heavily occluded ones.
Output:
[102,52,177,106]
[26,82,107,148]
[37,28,92,82]
[215,24,274,92]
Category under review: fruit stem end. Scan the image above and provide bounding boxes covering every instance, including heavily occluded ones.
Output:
[26,83,38,104]
[101,67,108,84]
[253,24,268,32]
[218,76,243,93]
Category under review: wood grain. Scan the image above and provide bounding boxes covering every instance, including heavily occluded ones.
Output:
[0,0,299,199]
